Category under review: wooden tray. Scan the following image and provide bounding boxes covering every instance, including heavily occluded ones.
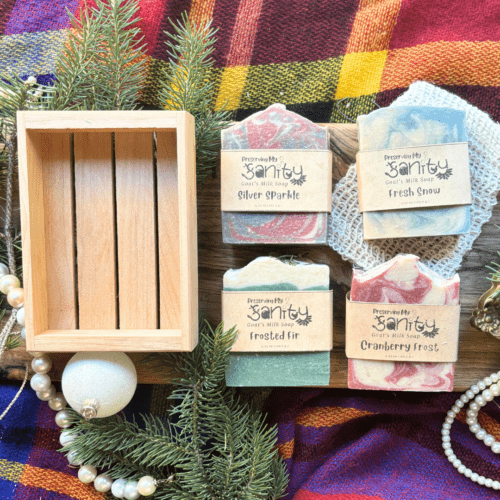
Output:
[5,123,500,390]
[17,111,198,353]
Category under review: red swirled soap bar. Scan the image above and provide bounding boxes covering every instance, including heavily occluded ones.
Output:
[348,254,460,392]
[221,104,330,244]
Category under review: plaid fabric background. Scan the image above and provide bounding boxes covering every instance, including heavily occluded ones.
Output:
[1,0,500,498]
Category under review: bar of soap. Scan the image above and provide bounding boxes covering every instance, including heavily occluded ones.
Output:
[348,254,460,392]
[224,256,330,386]
[222,104,329,244]
[357,106,470,239]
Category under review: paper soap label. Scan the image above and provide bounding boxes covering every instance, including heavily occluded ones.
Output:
[345,297,460,362]
[221,150,332,212]
[222,290,333,352]
[356,142,471,212]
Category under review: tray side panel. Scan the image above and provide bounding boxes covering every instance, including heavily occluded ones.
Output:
[74,132,117,329]
[115,132,158,329]
[177,113,198,350]
[18,127,49,348]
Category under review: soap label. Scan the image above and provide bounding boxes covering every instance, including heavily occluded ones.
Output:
[356,142,471,212]
[221,150,332,212]
[345,297,460,362]
[222,290,333,352]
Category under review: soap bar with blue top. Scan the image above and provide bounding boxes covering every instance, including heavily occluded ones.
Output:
[357,106,470,239]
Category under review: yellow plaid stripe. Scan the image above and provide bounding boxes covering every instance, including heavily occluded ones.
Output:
[0,459,24,483]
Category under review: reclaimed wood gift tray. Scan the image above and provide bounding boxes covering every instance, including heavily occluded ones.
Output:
[3,119,500,390]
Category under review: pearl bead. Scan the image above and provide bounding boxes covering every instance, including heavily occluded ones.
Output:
[451,405,460,414]
[447,410,455,419]
[466,409,477,418]
[458,464,466,474]
[94,474,113,492]
[492,383,500,397]
[78,465,97,484]
[471,473,479,482]
[443,442,451,449]
[55,409,73,428]
[448,454,456,462]
[48,393,67,411]
[443,423,451,430]
[20,327,26,340]
[16,307,25,326]
[492,442,500,454]
[67,450,82,466]
[137,476,157,496]
[111,478,127,498]
[453,459,461,468]
[469,423,481,434]
[466,390,475,400]
[60,430,77,447]
[476,429,487,440]
[471,385,480,394]
[491,373,499,383]
[455,399,464,408]
[31,354,52,374]
[461,394,470,403]
[483,389,494,402]
[123,481,140,500]
[465,468,472,478]
[442,435,451,442]
[484,377,493,386]
[0,263,9,278]
[444,448,454,456]
[36,384,56,401]
[493,480,500,490]
[30,373,51,392]
[469,402,480,412]
[485,478,493,488]
[478,476,486,485]
[478,381,486,391]
[484,434,495,447]
[475,395,485,406]
[466,417,477,426]
[445,416,454,424]
[0,275,20,294]
[442,429,450,436]
[7,287,24,308]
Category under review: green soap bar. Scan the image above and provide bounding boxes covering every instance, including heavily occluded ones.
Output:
[226,352,331,387]
[224,257,331,387]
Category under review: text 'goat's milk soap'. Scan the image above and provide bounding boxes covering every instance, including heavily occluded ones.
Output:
[223,256,331,386]
[356,107,471,239]
[221,104,332,244]
[347,254,460,392]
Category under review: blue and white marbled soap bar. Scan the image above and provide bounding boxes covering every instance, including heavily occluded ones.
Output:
[357,106,470,239]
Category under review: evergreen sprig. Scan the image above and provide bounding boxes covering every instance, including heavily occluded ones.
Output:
[51,0,147,111]
[160,13,230,182]
[63,322,289,499]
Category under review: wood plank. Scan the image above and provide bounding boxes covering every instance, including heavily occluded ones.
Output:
[9,122,500,390]
[156,131,181,331]
[42,133,77,330]
[115,132,157,329]
[74,133,117,329]
[19,110,178,132]
[17,125,48,350]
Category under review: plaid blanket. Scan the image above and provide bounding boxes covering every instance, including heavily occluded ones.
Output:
[2,0,500,498]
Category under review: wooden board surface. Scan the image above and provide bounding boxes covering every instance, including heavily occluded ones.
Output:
[6,123,500,390]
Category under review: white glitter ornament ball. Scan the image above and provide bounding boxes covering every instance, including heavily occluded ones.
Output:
[62,352,137,418]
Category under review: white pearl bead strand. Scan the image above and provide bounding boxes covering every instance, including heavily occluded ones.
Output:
[443,371,500,489]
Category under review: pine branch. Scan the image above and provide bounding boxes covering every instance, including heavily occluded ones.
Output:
[160,13,230,182]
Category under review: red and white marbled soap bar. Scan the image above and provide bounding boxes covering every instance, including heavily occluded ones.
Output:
[348,254,460,392]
